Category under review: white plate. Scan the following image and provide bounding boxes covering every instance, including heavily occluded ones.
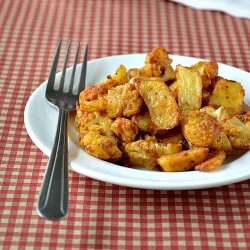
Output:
[24,54,250,190]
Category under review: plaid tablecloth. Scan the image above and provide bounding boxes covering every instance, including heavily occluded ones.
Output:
[1,0,250,249]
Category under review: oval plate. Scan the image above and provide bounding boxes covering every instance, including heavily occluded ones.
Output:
[24,54,250,190]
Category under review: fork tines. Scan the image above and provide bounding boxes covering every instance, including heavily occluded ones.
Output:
[47,38,88,95]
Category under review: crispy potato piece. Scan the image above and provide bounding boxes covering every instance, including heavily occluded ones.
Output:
[158,147,209,172]
[176,65,203,112]
[135,79,180,130]
[227,116,250,149]
[191,61,218,89]
[195,151,226,171]
[182,110,220,147]
[79,131,122,161]
[110,64,128,84]
[208,78,245,115]
[110,118,138,143]
[131,112,156,133]
[125,140,182,170]
[106,83,143,118]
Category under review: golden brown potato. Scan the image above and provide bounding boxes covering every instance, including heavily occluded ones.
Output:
[110,118,138,143]
[131,112,156,133]
[125,140,182,170]
[195,150,226,171]
[79,131,122,161]
[135,78,180,130]
[106,83,143,118]
[208,78,245,115]
[182,110,220,147]
[191,61,218,89]
[176,65,203,112]
[158,147,209,172]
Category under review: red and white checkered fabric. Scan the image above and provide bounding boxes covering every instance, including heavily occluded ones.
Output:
[1,0,250,248]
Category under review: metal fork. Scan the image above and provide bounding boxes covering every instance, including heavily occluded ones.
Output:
[37,39,88,220]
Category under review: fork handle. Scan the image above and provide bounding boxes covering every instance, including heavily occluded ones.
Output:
[37,107,69,220]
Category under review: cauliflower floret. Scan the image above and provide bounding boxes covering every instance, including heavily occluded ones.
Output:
[75,107,113,137]
[125,140,182,170]
[182,110,220,148]
[79,131,122,161]
[106,83,143,118]
[110,118,138,143]
[139,47,175,82]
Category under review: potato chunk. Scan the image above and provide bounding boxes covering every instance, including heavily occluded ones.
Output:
[208,78,244,115]
[79,131,122,161]
[110,118,138,143]
[125,140,182,170]
[135,79,180,130]
[182,110,220,147]
[158,148,209,172]
[195,151,226,171]
[176,65,203,112]
[106,83,143,118]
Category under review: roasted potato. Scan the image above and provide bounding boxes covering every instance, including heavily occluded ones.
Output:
[208,78,245,115]
[135,78,180,130]
[158,147,209,172]
[110,118,138,143]
[125,140,182,170]
[195,150,226,171]
[176,65,203,112]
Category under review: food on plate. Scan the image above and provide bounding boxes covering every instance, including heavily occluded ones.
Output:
[75,47,250,172]
[135,78,180,130]
[176,65,203,112]
[157,147,209,172]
